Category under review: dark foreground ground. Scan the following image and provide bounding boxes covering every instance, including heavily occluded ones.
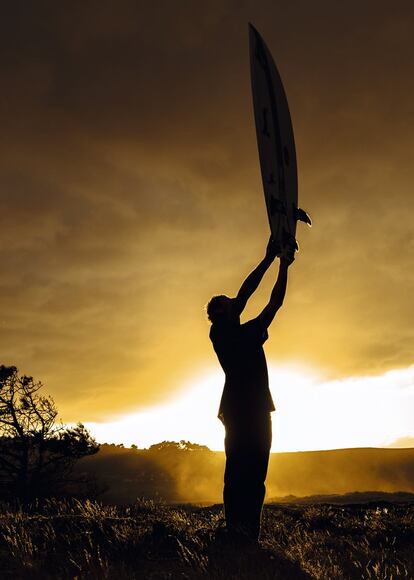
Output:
[0,499,413,579]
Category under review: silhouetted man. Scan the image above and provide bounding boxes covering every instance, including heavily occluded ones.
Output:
[207,238,294,544]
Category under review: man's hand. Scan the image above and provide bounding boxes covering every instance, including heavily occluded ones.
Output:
[280,253,295,268]
[280,235,298,266]
[265,236,281,262]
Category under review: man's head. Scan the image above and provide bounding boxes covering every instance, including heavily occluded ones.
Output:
[206,295,239,325]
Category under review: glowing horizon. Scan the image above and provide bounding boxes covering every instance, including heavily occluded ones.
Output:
[84,363,414,452]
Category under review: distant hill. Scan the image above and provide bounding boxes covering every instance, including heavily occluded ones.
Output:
[268,491,414,505]
[74,444,414,504]
[266,447,414,500]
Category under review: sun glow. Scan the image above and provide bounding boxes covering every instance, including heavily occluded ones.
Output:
[85,368,226,450]
[84,364,414,451]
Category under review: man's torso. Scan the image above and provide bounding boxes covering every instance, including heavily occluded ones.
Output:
[210,317,276,421]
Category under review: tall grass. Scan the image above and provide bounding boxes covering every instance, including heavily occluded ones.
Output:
[0,498,412,579]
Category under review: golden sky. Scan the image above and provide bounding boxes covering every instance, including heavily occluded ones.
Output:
[1,1,414,448]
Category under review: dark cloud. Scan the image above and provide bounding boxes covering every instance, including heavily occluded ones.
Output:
[1,1,414,421]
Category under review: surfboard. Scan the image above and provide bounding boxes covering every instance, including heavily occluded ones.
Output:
[249,23,310,256]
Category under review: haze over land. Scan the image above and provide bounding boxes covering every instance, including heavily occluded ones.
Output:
[1,2,413,449]
[76,444,414,505]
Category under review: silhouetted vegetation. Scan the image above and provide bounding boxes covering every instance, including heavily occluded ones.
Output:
[0,498,412,579]
[0,366,99,502]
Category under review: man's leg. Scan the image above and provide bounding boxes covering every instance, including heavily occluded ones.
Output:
[223,417,245,534]
[242,413,272,541]
[223,414,272,541]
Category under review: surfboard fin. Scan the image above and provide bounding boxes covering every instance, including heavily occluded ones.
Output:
[295,207,312,226]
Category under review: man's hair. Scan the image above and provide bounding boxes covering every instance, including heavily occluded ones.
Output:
[206,295,229,323]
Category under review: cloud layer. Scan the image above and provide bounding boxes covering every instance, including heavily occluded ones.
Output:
[1,1,414,422]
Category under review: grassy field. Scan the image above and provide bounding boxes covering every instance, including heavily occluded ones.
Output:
[0,498,413,579]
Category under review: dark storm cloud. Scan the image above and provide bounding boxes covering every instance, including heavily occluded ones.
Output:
[1,1,414,420]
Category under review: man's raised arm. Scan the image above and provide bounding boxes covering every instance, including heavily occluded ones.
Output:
[259,255,293,329]
[234,237,279,315]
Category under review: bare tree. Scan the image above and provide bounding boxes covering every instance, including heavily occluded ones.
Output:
[0,365,99,501]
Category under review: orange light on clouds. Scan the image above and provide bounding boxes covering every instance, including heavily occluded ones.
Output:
[84,364,414,451]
